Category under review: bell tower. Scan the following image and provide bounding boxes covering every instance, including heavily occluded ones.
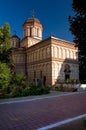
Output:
[23,16,43,40]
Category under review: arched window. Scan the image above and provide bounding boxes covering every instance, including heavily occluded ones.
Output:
[24,29,26,37]
[65,49,67,58]
[13,41,16,48]
[37,28,39,36]
[30,27,32,36]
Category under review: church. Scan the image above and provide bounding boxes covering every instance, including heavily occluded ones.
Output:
[11,16,79,86]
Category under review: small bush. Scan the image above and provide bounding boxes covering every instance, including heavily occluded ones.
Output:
[21,88,30,96]
[43,85,51,94]
[9,84,20,97]
[29,87,42,95]
[29,84,51,96]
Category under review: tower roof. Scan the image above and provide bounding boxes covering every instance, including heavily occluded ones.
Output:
[11,34,20,39]
[24,17,40,24]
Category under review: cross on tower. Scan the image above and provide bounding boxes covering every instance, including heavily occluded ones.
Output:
[31,10,35,18]
[14,30,16,35]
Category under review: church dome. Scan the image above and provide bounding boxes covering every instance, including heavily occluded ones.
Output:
[11,34,20,48]
[24,17,40,24]
[12,34,20,39]
[12,34,19,38]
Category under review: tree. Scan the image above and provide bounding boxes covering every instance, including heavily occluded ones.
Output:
[0,62,12,98]
[68,0,86,83]
[0,62,12,88]
[0,23,13,67]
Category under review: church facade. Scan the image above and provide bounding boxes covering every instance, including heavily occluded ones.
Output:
[11,17,79,86]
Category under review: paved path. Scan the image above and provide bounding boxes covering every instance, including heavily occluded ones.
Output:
[0,91,86,130]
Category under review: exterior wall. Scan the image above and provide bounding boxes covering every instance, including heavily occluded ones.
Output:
[12,48,26,75]
[21,37,41,48]
[51,37,79,86]
[26,39,52,85]
[27,62,52,85]
[51,61,79,85]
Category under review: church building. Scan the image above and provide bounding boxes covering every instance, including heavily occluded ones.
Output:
[11,16,79,86]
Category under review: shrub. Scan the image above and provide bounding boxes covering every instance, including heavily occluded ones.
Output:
[21,88,30,96]
[29,87,42,95]
[29,84,51,95]
[9,84,20,97]
[0,70,51,98]
[43,85,51,94]
[14,73,26,87]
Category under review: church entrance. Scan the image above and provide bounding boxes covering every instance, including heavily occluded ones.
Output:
[64,64,71,80]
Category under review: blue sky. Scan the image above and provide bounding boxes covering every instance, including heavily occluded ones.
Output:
[0,0,74,42]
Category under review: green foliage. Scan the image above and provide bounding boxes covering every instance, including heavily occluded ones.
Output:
[0,23,13,67]
[65,79,71,84]
[68,0,86,83]
[0,23,11,49]
[29,83,51,95]
[9,73,28,97]
[14,73,26,87]
[0,62,12,98]
[9,84,19,97]
[29,87,42,95]
[0,62,12,89]
[21,88,30,96]
[0,71,51,98]
[43,85,51,94]
[65,78,78,84]
[9,83,29,98]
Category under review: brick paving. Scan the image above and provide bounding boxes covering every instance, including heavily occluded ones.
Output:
[0,92,86,130]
